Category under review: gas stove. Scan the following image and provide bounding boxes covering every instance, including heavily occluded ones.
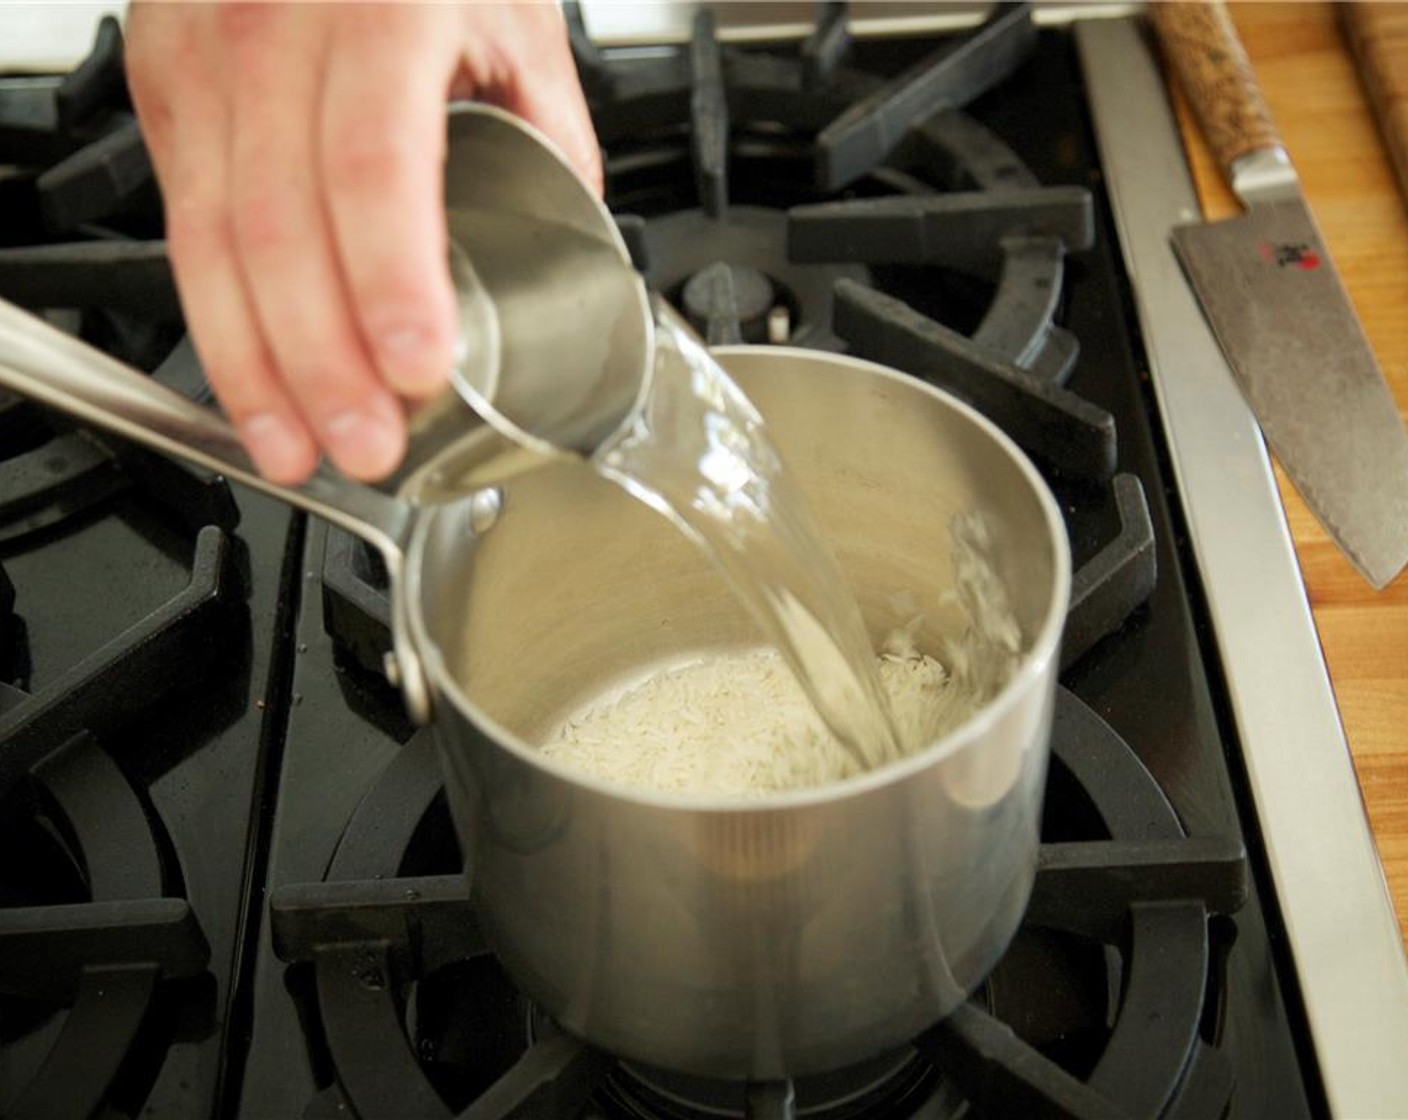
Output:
[1,5,1405,1118]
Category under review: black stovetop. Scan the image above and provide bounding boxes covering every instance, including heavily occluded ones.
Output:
[0,7,1322,1118]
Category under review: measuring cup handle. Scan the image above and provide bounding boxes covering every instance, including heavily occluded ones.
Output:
[0,296,413,564]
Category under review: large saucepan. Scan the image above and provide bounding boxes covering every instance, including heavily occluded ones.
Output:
[425,348,1070,1078]
[0,322,1069,1080]
[0,110,1069,1079]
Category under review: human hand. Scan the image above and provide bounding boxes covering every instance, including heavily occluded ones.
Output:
[125,2,602,484]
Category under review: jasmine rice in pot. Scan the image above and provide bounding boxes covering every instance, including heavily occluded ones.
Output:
[538,512,1025,798]
[538,633,991,798]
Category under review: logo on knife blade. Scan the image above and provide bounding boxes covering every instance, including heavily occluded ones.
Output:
[1257,240,1321,270]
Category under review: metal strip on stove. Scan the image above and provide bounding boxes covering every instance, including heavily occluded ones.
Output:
[1076,16,1408,1116]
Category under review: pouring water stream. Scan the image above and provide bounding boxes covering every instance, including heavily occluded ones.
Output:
[584,300,905,774]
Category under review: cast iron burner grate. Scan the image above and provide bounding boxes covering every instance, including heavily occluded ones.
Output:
[0,521,232,795]
[0,367,234,1108]
[0,733,211,1117]
[0,388,289,1118]
[584,1,1113,481]
[0,14,161,244]
[0,519,230,1114]
[267,686,1247,1120]
[0,54,269,1089]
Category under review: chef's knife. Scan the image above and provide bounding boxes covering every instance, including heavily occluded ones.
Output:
[1150,1,1408,590]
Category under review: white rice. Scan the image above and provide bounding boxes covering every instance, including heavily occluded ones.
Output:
[538,512,1026,799]
[538,637,983,798]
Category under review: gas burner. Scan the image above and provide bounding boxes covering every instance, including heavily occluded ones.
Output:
[0,507,234,1117]
[0,308,281,1118]
[681,261,782,345]
[642,206,864,349]
[917,693,1247,1117]
[580,2,1114,488]
[594,1046,958,1120]
[271,490,1165,1119]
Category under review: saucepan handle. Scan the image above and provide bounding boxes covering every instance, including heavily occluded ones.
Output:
[1148,1,1284,177]
[0,296,414,564]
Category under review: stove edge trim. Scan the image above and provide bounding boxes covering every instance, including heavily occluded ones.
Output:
[1076,16,1408,1117]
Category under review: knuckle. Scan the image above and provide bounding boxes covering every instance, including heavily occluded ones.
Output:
[322,131,417,195]
[353,252,441,312]
[232,186,303,258]
[216,2,275,49]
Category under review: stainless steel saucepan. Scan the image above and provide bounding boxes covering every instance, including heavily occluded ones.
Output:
[427,348,1070,1077]
[0,299,1069,1078]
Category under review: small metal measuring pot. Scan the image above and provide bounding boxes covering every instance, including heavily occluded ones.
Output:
[0,102,652,722]
[442,104,653,457]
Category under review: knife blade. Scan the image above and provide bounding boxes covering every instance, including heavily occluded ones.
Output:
[1150,1,1408,590]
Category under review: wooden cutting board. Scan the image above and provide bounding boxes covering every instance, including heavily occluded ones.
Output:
[1167,2,1408,951]
[1343,2,1408,208]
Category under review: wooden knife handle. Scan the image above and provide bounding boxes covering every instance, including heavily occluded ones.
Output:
[1148,2,1284,176]
[1342,2,1408,207]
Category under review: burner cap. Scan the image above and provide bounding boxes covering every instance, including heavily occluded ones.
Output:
[681,262,777,343]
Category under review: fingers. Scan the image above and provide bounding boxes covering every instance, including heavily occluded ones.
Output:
[223,4,405,481]
[127,1,602,486]
[167,136,321,485]
[135,5,320,484]
[321,6,460,401]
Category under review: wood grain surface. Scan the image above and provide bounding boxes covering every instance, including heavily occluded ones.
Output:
[1149,1,1283,172]
[1165,2,1408,949]
[1342,2,1408,207]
